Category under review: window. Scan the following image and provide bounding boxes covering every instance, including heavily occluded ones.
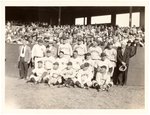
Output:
[75,17,87,25]
[91,15,111,24]
[116,13,129,27]
[116,12,140,27]
[132,12,140,27]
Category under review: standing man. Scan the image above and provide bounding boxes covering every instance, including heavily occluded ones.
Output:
[57,37,73,60]
[31,39,46,68]
[88,40,102,60]
[115,41,137,86]
[73,38,87,60]
[18,39,31,79]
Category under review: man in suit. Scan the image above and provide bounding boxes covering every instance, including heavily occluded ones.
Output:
[114,40,137,86]
[18,39,31,79]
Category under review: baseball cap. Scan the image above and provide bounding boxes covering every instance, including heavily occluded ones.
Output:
[53,62,59,65]
[46,50,51,53]
[67,62,72,65]
[101,52,106,57]
[107,42,113,46]
[101,65,107,69]
[38,39,43,43]
[86,53,91,56]
[127,40,132,43]
[59,51,64,54]
[37,60,43,63]
[84,62,90,67]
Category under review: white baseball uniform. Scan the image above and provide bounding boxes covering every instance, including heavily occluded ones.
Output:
[88,46,102,60]
[76,68,93,87]
[30,67,46,82]
[69,57,83,71]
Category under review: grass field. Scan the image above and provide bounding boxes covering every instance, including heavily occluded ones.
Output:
[5,44,145,109]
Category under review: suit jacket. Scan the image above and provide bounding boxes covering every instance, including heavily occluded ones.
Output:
[117,45,137,67]
[18,45,31,63]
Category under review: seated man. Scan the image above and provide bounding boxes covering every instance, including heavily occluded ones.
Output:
[47,62,62,87]
[26,61,46,84]
[61,62,77,87]
[56,51,69,71]
[43,50,56,70]
[75,62,93,89]
[92,65,113,92]
[69,50,83,71]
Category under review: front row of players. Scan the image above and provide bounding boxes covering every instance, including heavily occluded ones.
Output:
[26,51,113,92]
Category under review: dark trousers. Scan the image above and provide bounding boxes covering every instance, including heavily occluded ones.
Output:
[116,66,129,85]
[18,57,28,79]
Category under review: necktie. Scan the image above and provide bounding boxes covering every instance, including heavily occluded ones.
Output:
[22,46,24,54]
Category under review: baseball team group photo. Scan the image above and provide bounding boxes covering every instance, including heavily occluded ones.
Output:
[5,6,145,109]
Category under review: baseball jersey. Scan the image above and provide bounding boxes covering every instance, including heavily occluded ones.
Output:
[50,68,61,78]
[73,44,87,56]
[69,57,83,71]
[83,59,95,68]
[32,67,46,77]
[61,68,76,79]
[56,57,69,70]
[103,48,117,62]
[58,43,73,56]
[43,56,56,70]
[88,46,102,60]
[96,72,111,85]
[77,68,93,84]
[95,59,112,72]
[32,44,46,58]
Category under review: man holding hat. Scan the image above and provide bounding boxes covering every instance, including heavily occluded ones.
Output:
[114,41,137,86]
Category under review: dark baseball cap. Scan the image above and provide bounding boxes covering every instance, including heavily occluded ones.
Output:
[67,62,72,65]
[53,62,59,65]
[84,62,90,67]
[101,52,106,57]
[37,60,43,63]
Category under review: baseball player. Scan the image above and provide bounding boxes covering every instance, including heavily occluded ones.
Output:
[56,51,69,71]
[47,62,62,87]
[88,40,102,60]
[75,63,93,89]
[95,52,112,73]
[83,53,95,72]
[73,38,87,60]
[61,62,77,87]
[69,50,83,71]
[26,61,46,84]
[57,37,73,60]
[92,65,113,92]
[43,50,56,70]
[103,42,117,77]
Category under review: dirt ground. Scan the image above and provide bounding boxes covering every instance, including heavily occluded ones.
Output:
[5,44,145,109]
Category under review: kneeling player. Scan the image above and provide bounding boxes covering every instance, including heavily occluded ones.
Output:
[48,62,62,87]
[75,63,93,89]
[61,62,77,88]
[93,65,113,92]
[26,61,46,84]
